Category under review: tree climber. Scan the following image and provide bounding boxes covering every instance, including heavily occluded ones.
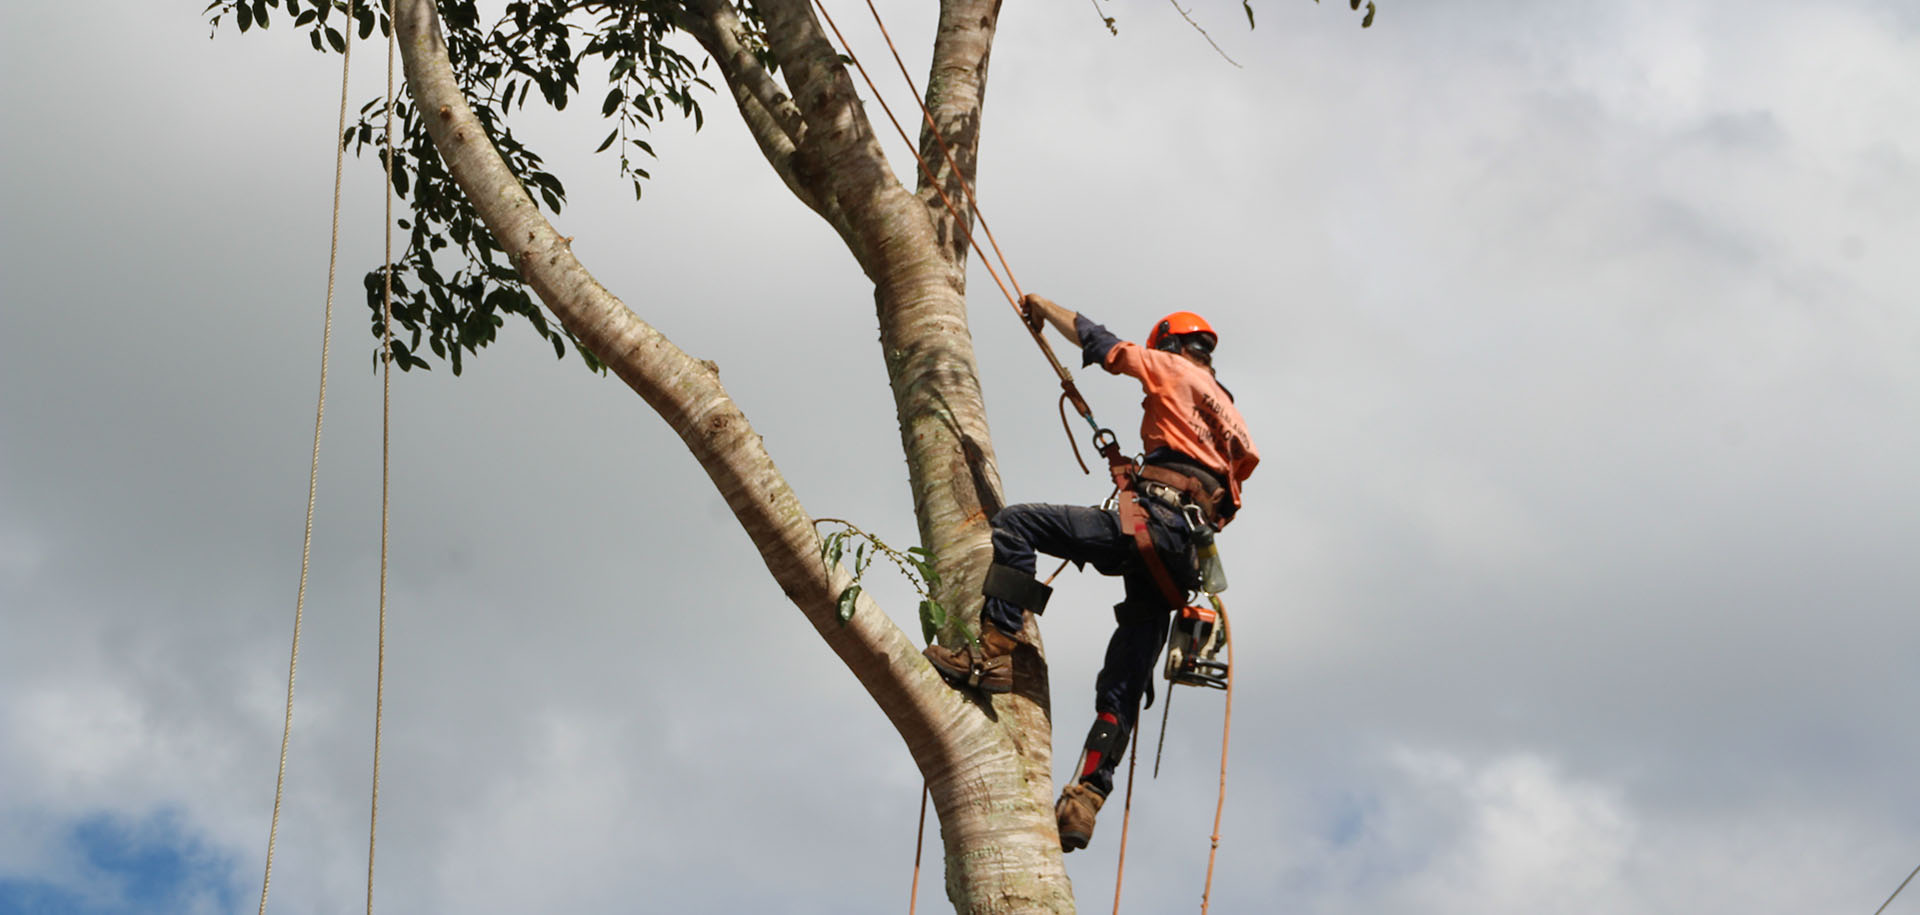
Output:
[923,292,1260,852]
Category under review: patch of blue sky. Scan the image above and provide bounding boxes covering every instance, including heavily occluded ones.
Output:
[0,811,242,915]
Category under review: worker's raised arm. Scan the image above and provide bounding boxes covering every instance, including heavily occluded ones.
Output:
[1020,293,1082,345]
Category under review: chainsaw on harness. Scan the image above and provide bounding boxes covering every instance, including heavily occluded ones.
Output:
[1166,598,1230,690]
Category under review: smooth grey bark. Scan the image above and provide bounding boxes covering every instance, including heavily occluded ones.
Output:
[392,0,1073,910]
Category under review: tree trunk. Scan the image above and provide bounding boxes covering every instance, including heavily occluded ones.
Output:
[392,1,1071,910]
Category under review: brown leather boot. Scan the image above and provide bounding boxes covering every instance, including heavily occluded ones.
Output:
[922,626,1020,694]
[1055,781,1107,852]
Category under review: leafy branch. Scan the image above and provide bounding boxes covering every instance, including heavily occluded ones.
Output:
[206,0,722,376]
[813,518,955,644]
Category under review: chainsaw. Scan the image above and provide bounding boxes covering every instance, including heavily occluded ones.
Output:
[1163,601,1229,690]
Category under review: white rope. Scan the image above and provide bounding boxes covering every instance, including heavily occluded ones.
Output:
[365,10,397,913]
[258,1,357,911]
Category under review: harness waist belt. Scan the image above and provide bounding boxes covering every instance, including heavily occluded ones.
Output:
[1136,464,1225,526]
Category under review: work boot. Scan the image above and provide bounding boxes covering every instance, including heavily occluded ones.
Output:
[1055,781,1107,852]
[922,627,1020,694]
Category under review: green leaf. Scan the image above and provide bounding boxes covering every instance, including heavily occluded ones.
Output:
[236,1,252,30]
[918,599,946,645]
[594,129,618,153]
[326,25,345,52]
[1243,0,1255,28]
[836,584,862,625]
[1362,1,1375,27]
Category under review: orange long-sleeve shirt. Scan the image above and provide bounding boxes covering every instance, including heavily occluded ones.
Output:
[1079,317,1260,520]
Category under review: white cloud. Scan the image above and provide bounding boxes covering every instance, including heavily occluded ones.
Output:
[1386,750,1636,912]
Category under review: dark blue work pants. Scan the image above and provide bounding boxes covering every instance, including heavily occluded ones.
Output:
[982,499,1197,789]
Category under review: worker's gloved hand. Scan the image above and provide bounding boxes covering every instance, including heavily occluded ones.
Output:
[1019,293,1048,334]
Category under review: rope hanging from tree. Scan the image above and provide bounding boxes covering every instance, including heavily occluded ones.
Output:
[256,0,360,908]
[365,12,398,914]
[257,4,400,910]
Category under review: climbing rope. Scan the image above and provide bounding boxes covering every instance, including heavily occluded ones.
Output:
[257,2,357,910]
[1199,597,1234,914]
[807,0,1107,443]
[364,16,397,915]
[1874,861,1920,915]
[851,0,1029,302]
[908,784,929,914]
[1110,724,1142,913]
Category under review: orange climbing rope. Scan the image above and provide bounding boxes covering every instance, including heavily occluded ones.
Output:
[1199,597,1234,913]
[1110,731,1142,913]
[908,784,929,914]
[806,0,1106,440]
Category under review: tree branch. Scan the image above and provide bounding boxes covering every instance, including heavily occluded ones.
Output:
[681,0,806,140]
[392,0,974,759]
[747,0,919,270]
[677,0,838,217]
[915,0,1003,266]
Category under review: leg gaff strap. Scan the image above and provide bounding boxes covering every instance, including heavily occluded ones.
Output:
[1075,711,1131,795]
[984,563,1054,615]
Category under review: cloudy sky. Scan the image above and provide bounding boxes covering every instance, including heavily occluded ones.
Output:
[3,0,1917,913]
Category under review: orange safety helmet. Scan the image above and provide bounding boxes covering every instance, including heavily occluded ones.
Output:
[1146,311,1217,353]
